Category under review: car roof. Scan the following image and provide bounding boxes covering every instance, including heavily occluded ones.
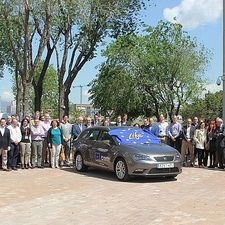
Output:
[84,126,132,131]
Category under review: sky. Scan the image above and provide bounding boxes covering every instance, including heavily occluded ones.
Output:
[0,0,223,104]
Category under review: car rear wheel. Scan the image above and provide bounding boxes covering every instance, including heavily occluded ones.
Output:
[115,158,129,181]
[75,153,88,172]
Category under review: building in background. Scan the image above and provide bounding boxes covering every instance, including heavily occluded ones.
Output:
[6,100,16,115]
[75,104,99,117]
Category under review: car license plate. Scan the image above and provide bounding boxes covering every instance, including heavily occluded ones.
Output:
[157,163,174,168]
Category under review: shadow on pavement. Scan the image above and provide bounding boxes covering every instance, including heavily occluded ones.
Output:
[61,167,178,183]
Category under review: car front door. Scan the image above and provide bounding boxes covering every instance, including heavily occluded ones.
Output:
[84,129,101,166]
[93,130,116,169]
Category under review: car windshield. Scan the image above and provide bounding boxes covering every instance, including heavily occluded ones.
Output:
[108,127,160,145]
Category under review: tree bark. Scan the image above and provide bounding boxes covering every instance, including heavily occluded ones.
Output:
[22,80,31,117]
[34,87,42,113]
[58,84,65,120]
[64,89,71,116]
[15,69,23,118]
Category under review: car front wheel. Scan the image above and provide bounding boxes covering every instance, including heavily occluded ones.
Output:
[115,158,129,181]
[75,153,88,172]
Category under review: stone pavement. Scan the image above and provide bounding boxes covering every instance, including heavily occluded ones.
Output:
[0,167,225,225]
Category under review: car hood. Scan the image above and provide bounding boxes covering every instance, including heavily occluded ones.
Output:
[121,143,178,155]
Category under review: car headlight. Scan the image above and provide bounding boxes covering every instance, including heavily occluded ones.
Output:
[133,154,153,161]
[175,152,181,160]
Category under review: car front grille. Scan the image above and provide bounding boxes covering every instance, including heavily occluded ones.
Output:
[154,156,174,162]
[149,168,179,174]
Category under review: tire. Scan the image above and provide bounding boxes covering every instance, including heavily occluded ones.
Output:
[114,158,130,181]
[75,153,88,172]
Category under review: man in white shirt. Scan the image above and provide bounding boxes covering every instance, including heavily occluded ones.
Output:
[60,115,72,164]
[8,118,22,170]
[152,114,169,144]
[41,113,51,166]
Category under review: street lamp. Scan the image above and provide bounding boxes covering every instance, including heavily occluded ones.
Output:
[219,0,225,123]
[216,75,225,86]
[72,85,88,106]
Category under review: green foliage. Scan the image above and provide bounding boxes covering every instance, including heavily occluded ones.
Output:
[181,91,223,120]
[31,63,58,117]
[40,65,59,117]
[89,21,211,119]
[68,103,84,123]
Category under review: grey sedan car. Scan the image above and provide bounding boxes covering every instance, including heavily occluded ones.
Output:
[74,126,182,181]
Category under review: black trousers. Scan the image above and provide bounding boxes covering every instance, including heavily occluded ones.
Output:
[8,143,19,168]
[169,137,181,152]
[217,149,224,167]
[196,148,207,166]
[209,151,216,166]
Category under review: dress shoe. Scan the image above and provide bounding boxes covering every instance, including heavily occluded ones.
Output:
[21,165,25,169]
[38,166,44,169]
[3,168,11,172]
[12,167,18,171]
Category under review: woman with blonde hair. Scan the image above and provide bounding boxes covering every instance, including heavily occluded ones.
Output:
[194,122,207,167]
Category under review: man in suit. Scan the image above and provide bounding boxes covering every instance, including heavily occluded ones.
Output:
[115,116,123,126]
[167,115,182,151]
[72,116,86,139]
[215,117,224,169]
[91,114,101,126]
[72,116,86,150]
[180,118,196,167]
[0,118,11,171]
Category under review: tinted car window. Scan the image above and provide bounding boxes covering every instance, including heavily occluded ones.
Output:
[79,130,90,139]
[98,130,116,145]
[98,131,111,141]
[86,130,100,141]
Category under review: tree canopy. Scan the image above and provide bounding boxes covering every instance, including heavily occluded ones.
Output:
[89,21,211,119]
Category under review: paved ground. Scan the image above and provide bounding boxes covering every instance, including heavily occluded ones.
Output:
[0,167,225,225]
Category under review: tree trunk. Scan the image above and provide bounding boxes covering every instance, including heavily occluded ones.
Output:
[16,87,23,119]
[22,81,31,117]
[15,69,23,118]
[58,84,65,120]
[64,89,71,116]
[34,85,43,113]
[175,102,181,116]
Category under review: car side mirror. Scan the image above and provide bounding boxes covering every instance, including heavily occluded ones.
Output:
[102,140,111,146]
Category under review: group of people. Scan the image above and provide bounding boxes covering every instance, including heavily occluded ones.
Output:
[0,112,130,171]
[0,111,225,171]
[0,113,69,171]
[141,114,225,169]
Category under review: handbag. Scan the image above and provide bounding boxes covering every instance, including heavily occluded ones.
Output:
[60,146,65,161]
[205,141,210,151]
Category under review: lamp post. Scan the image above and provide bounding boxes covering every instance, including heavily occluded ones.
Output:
[223,0,225,122]
[217,0,225,122]
[73,85,88,106]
